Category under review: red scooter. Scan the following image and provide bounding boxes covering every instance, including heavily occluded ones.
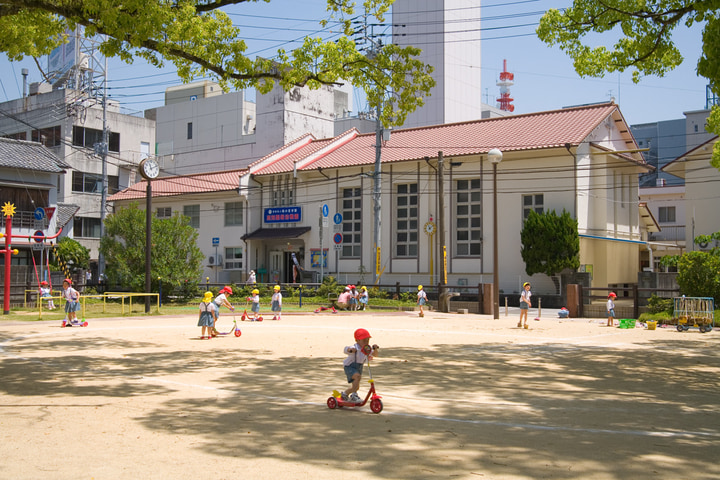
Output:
[327,345,383,413]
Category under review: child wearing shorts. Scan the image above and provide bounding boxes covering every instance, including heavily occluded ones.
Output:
[340,328,379,403]
[198,291,218,339]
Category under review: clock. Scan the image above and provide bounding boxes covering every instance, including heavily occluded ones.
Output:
[424,221,436,236]
[139,157,160,180]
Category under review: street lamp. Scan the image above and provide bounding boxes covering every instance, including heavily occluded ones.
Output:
[488,148,503,319]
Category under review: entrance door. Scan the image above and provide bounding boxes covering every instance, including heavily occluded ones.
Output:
[269,251,283,284]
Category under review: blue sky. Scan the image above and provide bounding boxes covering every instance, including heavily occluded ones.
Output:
[0,0,709,127]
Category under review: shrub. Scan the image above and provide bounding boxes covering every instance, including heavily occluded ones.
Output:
[646,294,673,314]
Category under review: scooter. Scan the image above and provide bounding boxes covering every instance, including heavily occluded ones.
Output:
[214,314,242,337]
[61,317,88,328]
[327,345,383,413]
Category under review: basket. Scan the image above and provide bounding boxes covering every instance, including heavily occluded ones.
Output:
[646,320,657,330]
[618,319,636,329]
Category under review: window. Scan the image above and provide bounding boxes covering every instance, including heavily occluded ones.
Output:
[73,217,101,238]
[224,202,243,226]
[342,187,362,257]
[224,247,243,270]
[187,122,193,140]
[71,171,119,194]
[522,194,544,220]
[455,179,482,256]
[658,206,676,223]
[3,132,27,141]
[72,126,120,152]
[183,204,200,228]
[395,183,418,257]
[31,126,61,147]
[156,207,172,218]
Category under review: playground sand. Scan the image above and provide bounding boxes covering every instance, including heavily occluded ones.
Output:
[0,312,718,480]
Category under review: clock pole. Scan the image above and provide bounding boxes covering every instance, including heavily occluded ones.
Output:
[138,158,159,313]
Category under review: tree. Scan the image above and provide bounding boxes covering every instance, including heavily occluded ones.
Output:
[536,0,720,167]
[99,203,203,298]
[677,251,720,301]
[0,0,434,127]
[51,237,90,273]
[521,209,580,278]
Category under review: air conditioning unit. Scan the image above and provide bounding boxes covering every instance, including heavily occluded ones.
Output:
[207,254,223,267]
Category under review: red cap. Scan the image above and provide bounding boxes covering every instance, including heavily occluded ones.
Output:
[354,328,371,341]
[63,278,72,285]
[40,281,48,285]
[220,286,233,295]
[608,292,617,298]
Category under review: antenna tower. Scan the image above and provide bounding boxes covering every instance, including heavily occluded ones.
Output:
[496,59,515,112]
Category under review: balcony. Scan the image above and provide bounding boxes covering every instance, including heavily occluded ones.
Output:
[648,225,685,244]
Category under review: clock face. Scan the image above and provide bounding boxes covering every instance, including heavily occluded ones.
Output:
[141,158,160,179]
[424,221,436,235]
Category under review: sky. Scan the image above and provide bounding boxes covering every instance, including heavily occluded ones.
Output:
[0,0,710,128]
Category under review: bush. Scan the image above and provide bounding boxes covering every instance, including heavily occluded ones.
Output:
[646,294,673,314]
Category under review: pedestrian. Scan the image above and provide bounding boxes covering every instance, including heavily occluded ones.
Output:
[518,282,532,328]
[339,328,379,403]
[39,280,55,310]
[247,270,256,285]
[246,288,261,321]
[417,285,427,317]
[358,286,369,310]
[197,291,218,339]
[213,286,235,335]
[61,278,81,325]
[607,292,617,327]
[271,285,282,320]
[336,286,351,310]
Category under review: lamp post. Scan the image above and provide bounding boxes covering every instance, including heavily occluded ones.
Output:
[488,148,503,319]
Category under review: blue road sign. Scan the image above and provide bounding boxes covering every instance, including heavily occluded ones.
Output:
[212,237,220,246]
[33,207,45,220]
[333,232,342,244]
[322,204,329,217]
[333,213,343,225]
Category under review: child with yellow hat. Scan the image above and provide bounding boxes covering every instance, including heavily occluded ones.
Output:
[246,288,262,321]
[198,291,218,339]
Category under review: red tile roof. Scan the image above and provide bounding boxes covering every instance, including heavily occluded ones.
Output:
[252,102,638,175]
[108,168,246,202]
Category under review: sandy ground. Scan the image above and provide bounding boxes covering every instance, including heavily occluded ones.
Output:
[0,309,718,480]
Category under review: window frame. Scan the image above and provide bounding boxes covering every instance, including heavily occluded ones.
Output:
[224,247,243,270]
[395,183,418,258]
[522,193,544,221]
[455,178,483,257]
[183,204,200,228]
[341,187,362,258]
[224,201,244,227]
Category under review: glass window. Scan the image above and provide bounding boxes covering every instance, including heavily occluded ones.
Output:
[224,202,243,226]
[183,204,200,228]
[156,207,172,218]
[395,183,418,257]
[658,206,675,223]
[73,217,102,238]
[522,194,544,220]
[341,187,362,258]
[187,122,193,140]
[71,126,120,152]
[71,171,119,194]
[456,179,482,256]
[224,247,243,270]
[31,126,61,147]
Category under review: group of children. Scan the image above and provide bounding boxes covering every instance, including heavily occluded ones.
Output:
[517,282,619,328]
[336,285,369,311]
[39,278,81,325]
[197,285,284,338]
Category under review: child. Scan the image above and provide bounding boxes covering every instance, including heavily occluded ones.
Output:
[348,285,358,311]
[198,291,218,339]
[358,286,369,310]
[246,288,261,321]
[417,285,427,317]
[518,282,532,329]
[61,278,80,326]
[39,280,55,310]
[213,286,235,335]
[340,328,379,403]
[607,292,617,327]
[271,285,282,320]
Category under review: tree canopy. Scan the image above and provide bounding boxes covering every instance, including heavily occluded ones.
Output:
[99,203,203,297]
[0,0,434,127]
[537,0,720,166]
[520,209,580,278]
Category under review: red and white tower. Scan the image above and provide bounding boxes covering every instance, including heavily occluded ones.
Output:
[496,59,515,112]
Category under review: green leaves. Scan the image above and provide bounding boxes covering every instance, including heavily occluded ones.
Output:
[99,203,203,297]
[1,0,434,128]
[520,209,580,277]
[538,0,720,165]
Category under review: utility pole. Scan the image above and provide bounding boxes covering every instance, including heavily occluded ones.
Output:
[98,54,109,280]
[373,99,382,284]
[438,151,446,285]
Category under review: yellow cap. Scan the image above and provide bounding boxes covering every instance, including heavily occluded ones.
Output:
[274,285,281,290]
[252,289,259,294]
[202,291,213,302]
[418,285,423,290]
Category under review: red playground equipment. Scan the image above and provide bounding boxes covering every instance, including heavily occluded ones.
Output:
[327,345,383,413]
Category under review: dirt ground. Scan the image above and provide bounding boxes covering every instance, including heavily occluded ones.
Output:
[0,310,718,480]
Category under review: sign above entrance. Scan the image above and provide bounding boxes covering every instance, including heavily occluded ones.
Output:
[264,206,301,223]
